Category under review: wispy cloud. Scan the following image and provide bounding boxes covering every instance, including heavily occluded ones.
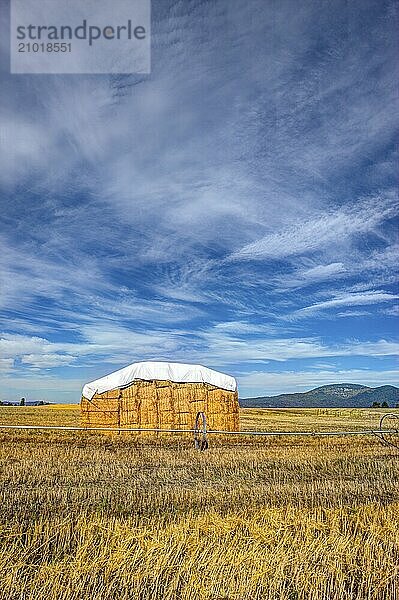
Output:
[230,194,398,261]
[293,290,399,318]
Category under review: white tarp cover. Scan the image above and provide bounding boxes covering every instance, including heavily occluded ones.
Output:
[82,361,237,400]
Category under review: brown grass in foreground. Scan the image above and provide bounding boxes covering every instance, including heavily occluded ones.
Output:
[0,405,398,599]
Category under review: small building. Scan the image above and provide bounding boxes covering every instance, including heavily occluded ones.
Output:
[81,361,239,431]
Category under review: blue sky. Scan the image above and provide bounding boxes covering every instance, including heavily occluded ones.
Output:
[0,0,398,402]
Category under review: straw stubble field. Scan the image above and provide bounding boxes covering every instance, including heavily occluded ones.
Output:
[0,405,398,600]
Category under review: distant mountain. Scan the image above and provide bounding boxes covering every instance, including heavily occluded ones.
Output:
[240,384,399,408]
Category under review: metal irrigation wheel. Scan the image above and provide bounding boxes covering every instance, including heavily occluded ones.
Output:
[194,411,209,451]
[377,413,399,450]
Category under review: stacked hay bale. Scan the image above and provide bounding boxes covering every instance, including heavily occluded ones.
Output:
[81,362,239,432]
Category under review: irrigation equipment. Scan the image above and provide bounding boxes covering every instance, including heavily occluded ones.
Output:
[374,413,399,450]
[193,411,209,451]
[0,411,398,451]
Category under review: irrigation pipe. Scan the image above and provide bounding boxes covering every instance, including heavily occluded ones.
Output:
[0,424,204,433]
[0,422,397,444]
[0,411,398,449]
[0,424,396,435]
[0,425,397,435]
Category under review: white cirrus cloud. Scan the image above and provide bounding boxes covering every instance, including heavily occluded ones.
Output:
[293,290,399,318]
[230,194,398,261]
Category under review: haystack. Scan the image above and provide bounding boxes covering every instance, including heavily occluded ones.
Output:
[81,361,239,432]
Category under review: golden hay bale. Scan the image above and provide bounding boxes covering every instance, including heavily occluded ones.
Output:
[81,380,239,433]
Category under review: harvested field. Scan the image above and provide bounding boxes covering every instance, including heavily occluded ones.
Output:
[0,405,398,599]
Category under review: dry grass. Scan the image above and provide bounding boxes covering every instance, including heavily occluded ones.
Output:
[0,405,398,599]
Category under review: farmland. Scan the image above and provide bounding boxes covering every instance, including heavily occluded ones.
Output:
[0,405,398,599]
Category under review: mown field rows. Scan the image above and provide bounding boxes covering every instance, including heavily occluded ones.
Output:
[0,405,398,599]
